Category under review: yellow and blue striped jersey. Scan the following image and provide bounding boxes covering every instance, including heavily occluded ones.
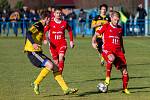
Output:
[92,15,110,38]
[24,21,44,52]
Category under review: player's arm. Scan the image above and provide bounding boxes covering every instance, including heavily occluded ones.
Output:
[66,23,74,48]
[43,24,50,40]
[119,28,125,53]
[120,36,125,54]
[27,25,38,44]
[27,25,39,50]
[91,33,98,49]
[43,24,50,44]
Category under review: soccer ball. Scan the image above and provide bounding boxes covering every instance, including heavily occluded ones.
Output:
[97,82,108,93]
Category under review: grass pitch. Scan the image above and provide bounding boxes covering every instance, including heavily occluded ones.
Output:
[0,36,150,100]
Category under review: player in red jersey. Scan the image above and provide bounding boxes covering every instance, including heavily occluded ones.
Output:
[92,11,130,94]
[43,8,74,74]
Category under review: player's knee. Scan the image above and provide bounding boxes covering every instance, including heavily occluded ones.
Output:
[123,70,129,80]
[45,61,53,70]
[59,53,65,61]
[123,69,128,75]
[53,60,59,65]
[53,56,58,61]
[121,67,128,77]
[108,54,115,63]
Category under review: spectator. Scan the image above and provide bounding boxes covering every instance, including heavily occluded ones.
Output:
[136,3,147,35]
[61,9,68,21]
[0,12,2,36]
[2,9,10,36]
[128,14,135,35]
[10,11,20,37]
[29,9,40,23]
[109,6,113,17]
[66,9,77,37]
[47,7,51,14]
[119,7,128,36]
[20,6,30,36]
[89,9,97,33]
[48,7,55,20]
[78,8,87,37]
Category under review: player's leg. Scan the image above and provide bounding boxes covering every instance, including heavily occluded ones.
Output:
[116,51,130,94]
[96,37,104,66]
[33,63,51,95]
[120,66,130,94]
[46,57,78,95]
[102,51,115,85]
[32,53,78,95]
[105,53,115,85]
[58,45,67,74]
[49,46,59,65]
[27,52,51,95]
[34,60,53,85]
[58,53,65,73]
[52,69,78,95]
[34,59,70,95]
[101,55,105,66]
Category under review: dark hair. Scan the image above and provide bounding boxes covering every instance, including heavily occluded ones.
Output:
[80,8,84,11]
[40,11,50,19]
[111,11,120,18]
[100,4,108,11]
[54,7,62,11]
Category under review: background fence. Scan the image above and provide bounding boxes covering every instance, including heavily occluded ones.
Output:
[0,18,150,37]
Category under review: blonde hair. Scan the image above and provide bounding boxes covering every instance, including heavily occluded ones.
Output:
[111,11,120,18]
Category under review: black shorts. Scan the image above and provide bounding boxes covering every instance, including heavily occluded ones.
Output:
[27,51,51,68]
[96,38,103,53]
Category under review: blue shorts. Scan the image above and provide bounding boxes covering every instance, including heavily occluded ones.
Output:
[27,51,51,68]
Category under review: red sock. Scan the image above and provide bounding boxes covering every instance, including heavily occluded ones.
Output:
[122,73,129,89]
[106,62,112,78]
[58,60,64,73]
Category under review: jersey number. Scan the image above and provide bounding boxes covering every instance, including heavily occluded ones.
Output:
[55,35,61,40]
[112,38,119,44]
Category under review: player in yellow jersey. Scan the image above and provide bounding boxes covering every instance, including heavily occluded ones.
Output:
[91,4,110,66]
[24,11,78,95]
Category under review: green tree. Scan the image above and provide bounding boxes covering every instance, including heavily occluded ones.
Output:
[0,0,10,11]
[15,1,24,9]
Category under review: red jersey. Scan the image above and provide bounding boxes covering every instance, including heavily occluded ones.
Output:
[44,19,73,44]
[96,23,123,51]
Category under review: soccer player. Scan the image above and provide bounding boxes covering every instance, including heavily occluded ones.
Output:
[92,11,130,94]
[91,4,110,65]
[24,11,78,95]
[43,8,74,74]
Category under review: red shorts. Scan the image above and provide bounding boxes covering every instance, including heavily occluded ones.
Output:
[49,41,67,60]
[102,49,127,69]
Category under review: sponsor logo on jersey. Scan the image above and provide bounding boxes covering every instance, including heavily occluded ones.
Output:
[110,30,112,32]
[52,31,63,34]
[61,26,64,29]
